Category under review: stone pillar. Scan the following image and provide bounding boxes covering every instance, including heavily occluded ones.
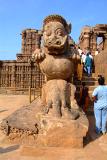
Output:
[79,36,84,50]
[28,63,32,88]
[11,64,16,88]
[21,66,24,88]
[83,34,90,49]
[104,34,107,49]
[5,66,9,87]
[92,33,97,52]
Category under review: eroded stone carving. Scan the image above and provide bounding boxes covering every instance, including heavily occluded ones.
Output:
[0,15,88,147]
[33,15,80,119]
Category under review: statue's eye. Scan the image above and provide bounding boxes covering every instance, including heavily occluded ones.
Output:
[55,29,64,36]
[46,30,51,36]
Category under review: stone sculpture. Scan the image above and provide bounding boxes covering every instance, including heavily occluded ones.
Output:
[0,15,88,148]
[33,14,80,119]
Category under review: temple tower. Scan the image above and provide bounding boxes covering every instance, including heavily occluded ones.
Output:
[16,29,42,62]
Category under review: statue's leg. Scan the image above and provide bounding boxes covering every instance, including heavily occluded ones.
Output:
[52,100,62,118]
[61,100,74,119]
[43,100,52,114]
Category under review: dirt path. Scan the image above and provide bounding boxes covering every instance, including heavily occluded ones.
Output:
[0,95,107,160]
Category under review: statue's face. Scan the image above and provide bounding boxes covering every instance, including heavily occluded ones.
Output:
[43,21,68,54]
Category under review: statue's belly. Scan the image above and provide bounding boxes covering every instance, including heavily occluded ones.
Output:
[40,55,73,80]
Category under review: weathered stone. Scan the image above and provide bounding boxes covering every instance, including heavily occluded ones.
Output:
[79,24,107,55]
[0,15,89,148]
[35,113,88,148]
[0,98,42,132]
[0,29,44,95]
[33,14,80,119]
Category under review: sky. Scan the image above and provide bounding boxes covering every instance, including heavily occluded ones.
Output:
[0,0,107,60]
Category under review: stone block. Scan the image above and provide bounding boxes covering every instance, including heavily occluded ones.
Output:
[36,114,88,148]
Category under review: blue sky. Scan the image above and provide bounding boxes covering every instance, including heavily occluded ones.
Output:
[0,0,107,60]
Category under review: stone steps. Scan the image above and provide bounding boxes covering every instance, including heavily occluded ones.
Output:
[74,74,98,114]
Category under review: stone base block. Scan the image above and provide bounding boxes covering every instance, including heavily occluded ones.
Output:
[36,114,88,148]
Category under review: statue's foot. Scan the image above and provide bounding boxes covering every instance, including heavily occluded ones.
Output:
[42,106,62,118]
[42,107,49,115]
[52,110,62,118]
[70,109,80,120]
[63,108,79,120]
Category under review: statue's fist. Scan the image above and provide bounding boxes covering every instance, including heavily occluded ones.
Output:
[32,48,45,62]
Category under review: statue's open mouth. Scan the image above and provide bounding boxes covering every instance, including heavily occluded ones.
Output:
[44,36,68,52]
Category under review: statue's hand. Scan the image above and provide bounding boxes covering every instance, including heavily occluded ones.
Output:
[32,48,45,62]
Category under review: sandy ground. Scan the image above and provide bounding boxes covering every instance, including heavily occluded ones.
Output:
[0,95,107,160]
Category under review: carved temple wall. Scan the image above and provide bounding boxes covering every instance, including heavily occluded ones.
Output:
[0,24,107,94]
[0,61,44,88]
[0,29,45,94]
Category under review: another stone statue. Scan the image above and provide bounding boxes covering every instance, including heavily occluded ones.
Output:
[33,14,80,119]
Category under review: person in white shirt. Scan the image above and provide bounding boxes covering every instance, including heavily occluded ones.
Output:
[89,52,93,60]
[81,52,86,73]
[78,47,83,56]
[81,52,86,64]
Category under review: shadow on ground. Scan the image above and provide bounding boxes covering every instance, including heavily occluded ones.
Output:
[0,144,20,154]
[83,112,103,147]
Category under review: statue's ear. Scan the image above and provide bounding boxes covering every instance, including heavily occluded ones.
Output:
[67,23,72,34]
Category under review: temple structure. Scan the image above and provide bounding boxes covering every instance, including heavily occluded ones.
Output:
[0,29,45,94]
[79,24,107,55]
[0,24,107,93]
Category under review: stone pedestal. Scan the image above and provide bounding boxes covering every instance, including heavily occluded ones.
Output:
[36,113,88,148]
[0,98,88,148]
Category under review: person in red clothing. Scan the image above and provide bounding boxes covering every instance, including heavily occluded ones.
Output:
[79,82,90,112]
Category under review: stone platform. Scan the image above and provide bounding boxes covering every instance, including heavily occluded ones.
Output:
[0,97,88,148]
[1,95,107,160]
[35,113,88,148]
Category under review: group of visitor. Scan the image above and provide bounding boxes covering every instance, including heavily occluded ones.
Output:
[77,47,93,79]
[77,47,107,135]
[79,74,107,136]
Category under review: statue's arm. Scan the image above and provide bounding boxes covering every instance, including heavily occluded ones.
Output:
[32,47,46,63]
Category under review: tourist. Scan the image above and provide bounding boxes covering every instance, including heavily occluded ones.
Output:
[77,58,83,81]
[78,46,83,56]
[79,82,90,112]
[89,52,93,60]
[85,53,93,76]
[92,75,107,135]
[81,51,87,73]
[88,51,94,72]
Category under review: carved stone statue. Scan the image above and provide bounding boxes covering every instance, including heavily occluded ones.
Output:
[0,15,88,148]
[33,14,80,119]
